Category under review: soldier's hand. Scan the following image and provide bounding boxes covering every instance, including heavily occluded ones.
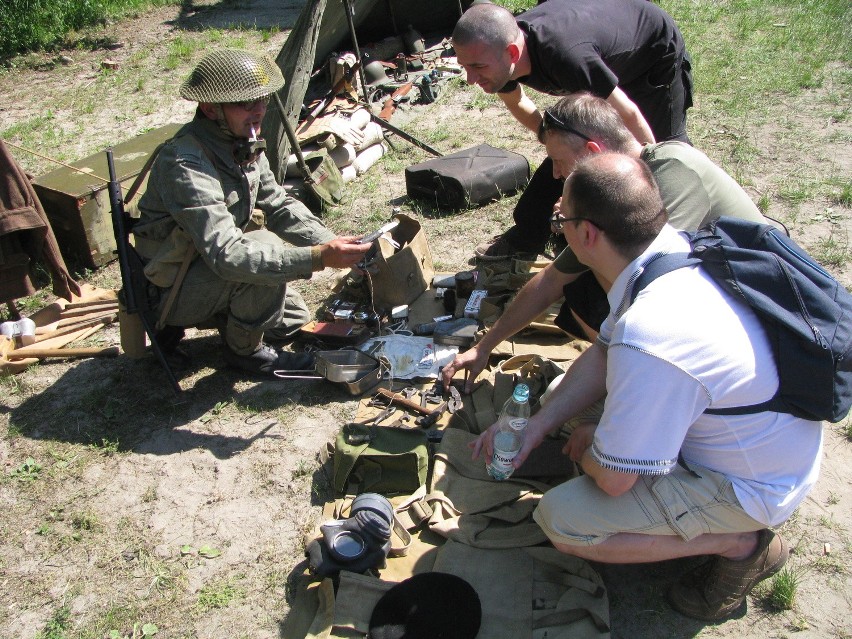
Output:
[319,236,372,269]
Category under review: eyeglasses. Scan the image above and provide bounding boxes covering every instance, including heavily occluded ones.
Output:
[542,110,593,142]
[232,95,271,111]
[549,212,604,233]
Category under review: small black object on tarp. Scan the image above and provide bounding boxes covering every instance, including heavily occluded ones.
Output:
[368,572,481,639]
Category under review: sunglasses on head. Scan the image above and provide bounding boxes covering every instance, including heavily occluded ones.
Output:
[542,110,593,142]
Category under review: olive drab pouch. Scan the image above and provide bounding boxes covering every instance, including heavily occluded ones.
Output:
[333,423,428,496]
[300,149,344,212]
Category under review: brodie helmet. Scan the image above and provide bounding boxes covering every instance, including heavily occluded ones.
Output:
[180,49,285,103]
[363,60,390,86]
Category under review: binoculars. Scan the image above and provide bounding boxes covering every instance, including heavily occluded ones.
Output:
[306,493,394,577]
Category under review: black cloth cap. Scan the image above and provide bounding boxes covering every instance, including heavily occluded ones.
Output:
[368,572,481,639]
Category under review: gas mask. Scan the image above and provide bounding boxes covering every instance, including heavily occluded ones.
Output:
[306,493,394,577]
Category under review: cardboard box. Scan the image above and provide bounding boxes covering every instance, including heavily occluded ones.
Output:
[32,123,182,270]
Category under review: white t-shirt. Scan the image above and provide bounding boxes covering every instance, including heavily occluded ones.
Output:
[593,225,822,526]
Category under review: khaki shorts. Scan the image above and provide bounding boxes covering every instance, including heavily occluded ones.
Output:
[533,463,764,547]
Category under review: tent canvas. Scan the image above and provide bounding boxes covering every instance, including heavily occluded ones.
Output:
[263,0,466,183]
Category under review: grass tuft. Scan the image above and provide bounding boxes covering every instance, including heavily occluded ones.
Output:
[763,566,800,611]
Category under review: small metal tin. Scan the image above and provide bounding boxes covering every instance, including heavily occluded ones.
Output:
[455,270,476,299]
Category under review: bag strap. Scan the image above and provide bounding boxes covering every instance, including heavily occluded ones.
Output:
[156,243,195,330]
[123,141,168,205]
[631,251,784,417]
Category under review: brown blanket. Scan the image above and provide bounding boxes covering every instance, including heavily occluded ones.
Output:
[0,139,80,304]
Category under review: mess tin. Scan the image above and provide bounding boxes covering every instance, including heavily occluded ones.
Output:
[276,349,385,396]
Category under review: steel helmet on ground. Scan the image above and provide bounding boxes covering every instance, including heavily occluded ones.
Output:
[180,49,285,103]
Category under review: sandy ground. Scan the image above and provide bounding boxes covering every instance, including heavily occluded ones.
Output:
[0,1,851,638]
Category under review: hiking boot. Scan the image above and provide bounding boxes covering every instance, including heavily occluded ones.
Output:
[223,343,315,377]
[667,529,789,621]
[474,234,523,262]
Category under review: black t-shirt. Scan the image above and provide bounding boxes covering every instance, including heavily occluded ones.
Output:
[500,0,684,103]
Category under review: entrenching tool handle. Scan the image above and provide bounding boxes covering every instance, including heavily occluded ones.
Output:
[273,93,313,183]
[374,388,435,415]
[8,346,120,360]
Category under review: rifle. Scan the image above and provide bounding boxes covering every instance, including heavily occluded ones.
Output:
[107,148,182,394]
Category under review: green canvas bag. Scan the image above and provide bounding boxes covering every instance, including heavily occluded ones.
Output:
[333,424,428,496]
[300,149,344,212]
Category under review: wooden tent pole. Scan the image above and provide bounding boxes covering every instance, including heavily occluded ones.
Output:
[341,0,371,103]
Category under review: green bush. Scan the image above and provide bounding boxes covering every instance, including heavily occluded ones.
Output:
[0,0,177,58]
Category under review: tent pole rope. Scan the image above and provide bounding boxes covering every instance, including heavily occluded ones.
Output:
[3,140,110,183]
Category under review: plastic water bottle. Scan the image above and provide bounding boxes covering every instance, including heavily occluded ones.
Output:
[487,384,530,480]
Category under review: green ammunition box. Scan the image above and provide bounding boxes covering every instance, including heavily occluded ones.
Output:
[32,123,182,271]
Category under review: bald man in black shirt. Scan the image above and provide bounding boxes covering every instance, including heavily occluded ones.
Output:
[453,0,693,258]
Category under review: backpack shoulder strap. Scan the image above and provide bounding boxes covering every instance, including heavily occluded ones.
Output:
[629,252,701,305]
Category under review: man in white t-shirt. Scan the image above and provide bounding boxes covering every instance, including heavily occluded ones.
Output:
[470,152,822,621]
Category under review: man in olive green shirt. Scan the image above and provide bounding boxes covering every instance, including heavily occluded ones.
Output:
[444,92,767,391]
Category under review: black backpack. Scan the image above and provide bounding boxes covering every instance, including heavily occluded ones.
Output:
[631,216,852,423]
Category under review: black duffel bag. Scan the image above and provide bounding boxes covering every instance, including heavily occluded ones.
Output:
[405,144,530,209]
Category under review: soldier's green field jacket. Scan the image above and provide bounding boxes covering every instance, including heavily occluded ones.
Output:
[134,115,335,289]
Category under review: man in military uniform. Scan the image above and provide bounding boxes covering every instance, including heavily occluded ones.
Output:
[134,49,370,376]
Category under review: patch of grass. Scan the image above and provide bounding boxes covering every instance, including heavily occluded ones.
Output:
[763,566,800,611]
[0,0,183,58]
[811,233,851,269]
[163,34,203,70]
[778,180,814,205]
[839,418,852,442]
[494,0,537,14]
[141,484,158,503]
[10,457,43,482]
[91,437,121,456]
[829,179,852,207]
[464,90,497,112]
[86,603,155,639]
[35,604,71,639]
[71,510,100,532]
[292,459,314,479]
[812,554,844,575]
[197,577,245,612]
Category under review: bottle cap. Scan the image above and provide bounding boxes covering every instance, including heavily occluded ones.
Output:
[513,383,530,402]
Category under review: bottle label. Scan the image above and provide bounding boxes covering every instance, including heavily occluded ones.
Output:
[509,418,528,431]
[488,432,520,480]
[488,446,519,480]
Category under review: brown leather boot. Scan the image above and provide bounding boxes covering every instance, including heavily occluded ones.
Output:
[667,529,789,621]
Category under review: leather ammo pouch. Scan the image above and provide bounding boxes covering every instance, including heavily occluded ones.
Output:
[404,143,530,209]
[365,213,434,312]
[333,423,428,496]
